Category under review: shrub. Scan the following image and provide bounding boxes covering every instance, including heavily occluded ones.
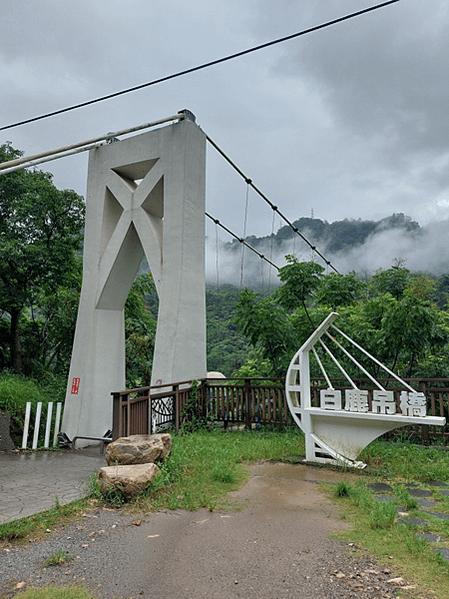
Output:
[180,380,214,433]
[0,373,65,446]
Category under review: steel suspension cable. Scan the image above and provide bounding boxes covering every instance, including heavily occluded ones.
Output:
[239,182,251,290]
[205,212,279,272]
[205,134,340,274]
[215,221,222,371]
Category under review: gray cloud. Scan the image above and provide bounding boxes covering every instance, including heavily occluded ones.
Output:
[2,0,449,255]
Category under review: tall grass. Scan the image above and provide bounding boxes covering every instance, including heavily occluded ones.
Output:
[360,439,449,481]
[126,428,305,512]
[11,586,97,599]
[0,372,66,446]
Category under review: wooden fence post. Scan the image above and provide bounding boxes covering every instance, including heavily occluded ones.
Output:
[419,380,430,446]
[112,393,121,440]
[43,402,53,448]
[148,392,153,435]
[245,379,252,430]
[32,402,42,450]
[175,384,180,432]
[22,402,31,449]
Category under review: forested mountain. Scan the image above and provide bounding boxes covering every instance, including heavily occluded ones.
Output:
[225,213,420,255]
[213,212,449,288]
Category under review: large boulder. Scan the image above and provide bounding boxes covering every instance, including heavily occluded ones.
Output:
[98,463,161,501]
[105,433,172,466]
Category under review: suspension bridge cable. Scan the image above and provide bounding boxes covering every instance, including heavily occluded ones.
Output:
[0,1,399,132]
[205,212,280,272]
[214,221,222,371]
[205,134,340,274]
[239,182,251,290]
[268,208,277,292]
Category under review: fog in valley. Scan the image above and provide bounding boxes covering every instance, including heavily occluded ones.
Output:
[205,215,449,289]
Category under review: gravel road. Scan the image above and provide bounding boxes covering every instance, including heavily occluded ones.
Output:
[1,462,407,599]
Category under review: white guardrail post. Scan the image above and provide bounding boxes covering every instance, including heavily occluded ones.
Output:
[21,402,63,450]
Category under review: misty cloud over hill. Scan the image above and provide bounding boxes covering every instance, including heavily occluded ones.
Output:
[205,214,449,288]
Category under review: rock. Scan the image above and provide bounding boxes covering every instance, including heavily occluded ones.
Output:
[98,463,161,500]
[0,413,15,451]
[105,433,172,466]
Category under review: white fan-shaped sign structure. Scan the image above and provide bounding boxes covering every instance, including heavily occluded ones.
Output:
[285,312,446,468]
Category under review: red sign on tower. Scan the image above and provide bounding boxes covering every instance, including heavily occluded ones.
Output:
[71,378,81,394]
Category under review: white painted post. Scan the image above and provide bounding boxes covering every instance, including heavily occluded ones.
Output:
[44,402,53,448]
[32,402,42,450]
[53,402,62,447]
[22,402,31,449]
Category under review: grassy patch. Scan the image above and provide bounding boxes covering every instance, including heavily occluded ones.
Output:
[360,439,449,481]
[325,438,449,598]
[368,500,397,530]
[3,429,304,599]
[7,585,98,599]
[0,496,99,547]
[42,548,71,568]
[329,488,449,598]
[127,428,305,513]
[10,432,449,597]
[0,372,66,446]
[1,429,304,546]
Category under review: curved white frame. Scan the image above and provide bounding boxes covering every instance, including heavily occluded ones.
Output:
[285,312,446,468]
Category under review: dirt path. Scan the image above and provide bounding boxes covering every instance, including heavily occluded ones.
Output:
[1,462,401,599]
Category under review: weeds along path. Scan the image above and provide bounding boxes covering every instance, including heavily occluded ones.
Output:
[1,462,402,599]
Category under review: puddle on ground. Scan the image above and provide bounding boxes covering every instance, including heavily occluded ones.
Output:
[250,461,361,484]
[230,462,361,520]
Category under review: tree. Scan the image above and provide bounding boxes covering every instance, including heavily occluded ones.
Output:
[234,289,296,377]
[19,259,82,375]
[124,272,157,388]
[0,143,85,372]
[370,261,410,299]
[277,255,324,326]
[234,256,449,381]
[315,271,366,310]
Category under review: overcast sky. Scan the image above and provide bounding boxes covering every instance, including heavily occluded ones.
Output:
[1,0,449,275]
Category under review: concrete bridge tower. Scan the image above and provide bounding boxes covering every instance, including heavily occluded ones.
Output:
[62,114,206,440]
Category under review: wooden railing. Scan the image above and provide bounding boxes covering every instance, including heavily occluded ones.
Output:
[112,377,449,444]
[204,378,290,428]
[112,381,193,440]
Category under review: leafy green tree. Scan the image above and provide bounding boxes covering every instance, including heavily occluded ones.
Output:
[19,259,82,376]
[234,257,449,381]
[336,278,449,379]
[124,272,157,388]
[378,289,447,376]
[206,284,252,376]
[234,289,296,376]
[433,274,449,310]
[315,271,366,310]
[0,143,85,372]
[277,255,324,325]
[370,262,410,299]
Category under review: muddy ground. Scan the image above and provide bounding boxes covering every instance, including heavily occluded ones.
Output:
[1,462,408,599]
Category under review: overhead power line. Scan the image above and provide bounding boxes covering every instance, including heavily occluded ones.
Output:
[0,0,399,132]
[0,110,341,273]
